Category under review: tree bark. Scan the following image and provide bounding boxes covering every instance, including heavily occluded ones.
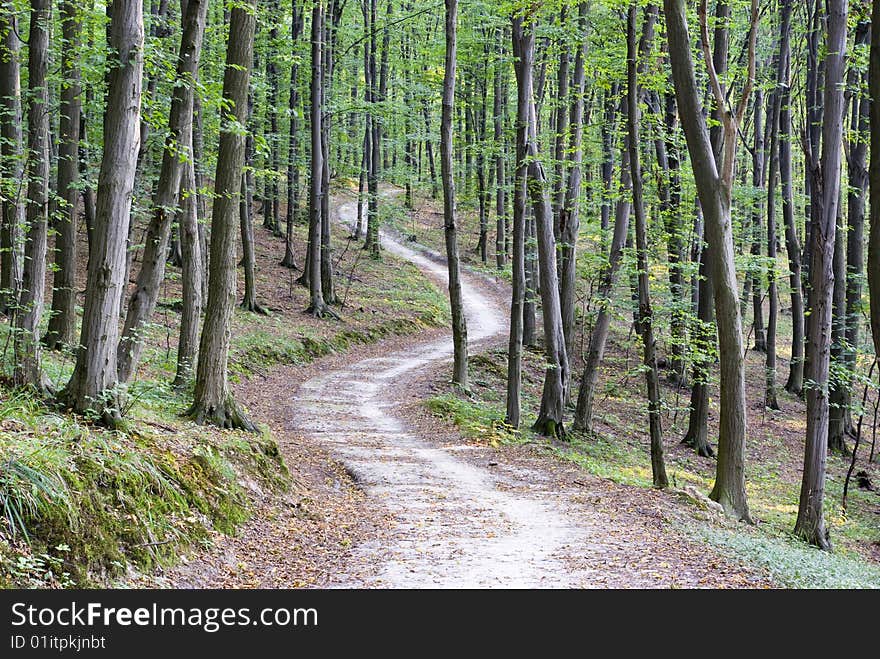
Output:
[187,0,257,430]
[64,0,144,421]
[558,2,589,363]
[513,11,568,438]
[117,0,209,382]
[13,0,52,390]
[493,26,507,270]
[44,0,81,350]
[795,0,848,550]
[442,0,468,388]
[174,134,202,388]
[0,8,23,315]
[778,0,803,396]
[282,0,304,269]
[870,0,880,370]
[829,16,870,453]
[627,3,667,488]
[665,0,754,521]
[572,123,631,435]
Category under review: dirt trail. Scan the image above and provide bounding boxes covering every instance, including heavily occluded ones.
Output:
[293,199,601,587]
[154,193,771,589]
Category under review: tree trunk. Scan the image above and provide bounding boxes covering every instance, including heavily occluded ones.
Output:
[627,3,667,487]
[64,0,144,422]
[174,136,202,388]
[778,0,803,395]
[282,0,304,269]
[665,0,753,521]
[505,19,528,429]
[494,26,506,270]
[117,0,209,382]
[869,0,880,370]
[749,88,766,352]
[44,0,81,350]
[572,123,631,435]
[765,79,781,411]
[829,16,870,453]
[559,2,589,363]
[442,0,468,388]
[187,0,257,431]
[13,0,52,390]
[240,170,266,314]
[0,9,23,315]
[513,13,568,439]
[795,0,847,550]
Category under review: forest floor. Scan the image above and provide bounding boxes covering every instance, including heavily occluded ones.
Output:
[146,188,776,588]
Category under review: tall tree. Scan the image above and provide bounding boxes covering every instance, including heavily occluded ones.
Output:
[794,0,848,550]
[117,0,209,382]
[0,7,23,315]
[664,0,757,520]
[64,0,144,421]
[870,0,880,372]
[558,1,589,362]
[187,0,258,429]
[778,0,803,396]
[829,14,870,453]
[44,0,81,350]
[627,2,667,488]
[442,0,468,388]
[514,8,568,438]
[13,0,51,390]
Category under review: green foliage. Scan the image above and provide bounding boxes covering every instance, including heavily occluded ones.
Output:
[694,525,880,589]
[0,385,287,587]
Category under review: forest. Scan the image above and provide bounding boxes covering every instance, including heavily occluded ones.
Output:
[0,0,879,589]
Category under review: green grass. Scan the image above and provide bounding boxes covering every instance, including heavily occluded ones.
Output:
[0,383,287,588]
[691,525,880,588]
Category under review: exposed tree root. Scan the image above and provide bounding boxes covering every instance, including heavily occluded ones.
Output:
[681,432,715,458]
[532,415,566,441]
[305,302,340,320]
[187,393,257,432]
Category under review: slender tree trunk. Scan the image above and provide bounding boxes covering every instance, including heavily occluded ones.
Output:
[572,126,631,434]
[795,0,847,550]
[627,3,667,487]
[522,214,537,346]
[174,135,202,388]
[13,0,52,390]
[117,0,209,382]
[494,27,507,270]
[778,0,803,395]
[765,78,781,411]
[513,12,569,438]
[665,0,754,521]
[0,9,23,315]
[830,17,870,453]
[64,0,144,421]
[187,0,257,430]
[423,102,438,199]
[749,88,766,352]
[869,0,880,370]
[282,0,304,269]
[44,0,81,350]
[505,19,528,428]
[442,0,468,388]
[239,170,266,314]
[559,2,589,363]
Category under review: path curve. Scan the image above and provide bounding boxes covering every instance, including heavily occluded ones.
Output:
[293,199,591,587]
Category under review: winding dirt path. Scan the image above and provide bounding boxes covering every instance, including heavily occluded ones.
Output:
[152,193,772,589]
[294,199,598,587]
